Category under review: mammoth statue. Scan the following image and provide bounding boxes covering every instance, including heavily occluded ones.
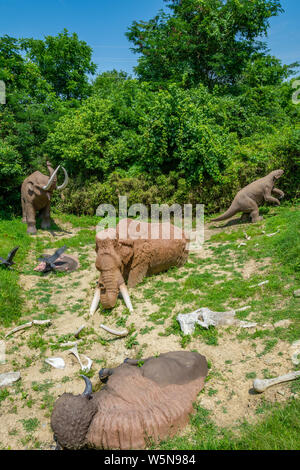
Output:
[51,351,208,450]
[21,161,68,234]
[90,218,190,314]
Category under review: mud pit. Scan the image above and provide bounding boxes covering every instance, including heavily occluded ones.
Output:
[0,217,296,449]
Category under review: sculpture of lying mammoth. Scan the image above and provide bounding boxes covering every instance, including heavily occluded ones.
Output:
[90,218,190,313]
[51,351,208,450]
[21,161,69,234]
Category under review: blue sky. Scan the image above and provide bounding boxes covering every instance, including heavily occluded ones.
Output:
[0,0,299,76]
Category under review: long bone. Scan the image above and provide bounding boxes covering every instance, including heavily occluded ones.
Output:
[100,324,128,337]
[67,344,93,372]
[253,371,300,393]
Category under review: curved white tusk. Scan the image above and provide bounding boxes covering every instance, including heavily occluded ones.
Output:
[89,287,101,316]
[119,283,133,312]
[42,165,60,191]
[57,166,69,190]
[253,371,300,393]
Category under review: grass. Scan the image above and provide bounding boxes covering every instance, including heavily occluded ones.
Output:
[155,399,300,450]
[0,219,32,326]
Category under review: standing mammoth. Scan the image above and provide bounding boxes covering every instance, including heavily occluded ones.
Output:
[21,161,69,234]
[90,218,190,314]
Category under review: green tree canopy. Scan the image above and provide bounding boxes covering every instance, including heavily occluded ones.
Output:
[126,0,296,88]
[21,29,97,100]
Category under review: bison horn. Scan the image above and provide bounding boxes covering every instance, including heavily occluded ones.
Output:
[42,165,61,191]
[119,283,133,312]
[89,287,101,316]
[80,375,93,398]
[57,166,69,191]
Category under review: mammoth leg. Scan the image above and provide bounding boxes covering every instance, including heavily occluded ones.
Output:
[25,203,37,234]
[40,201,51,230]
[21,197,27,224]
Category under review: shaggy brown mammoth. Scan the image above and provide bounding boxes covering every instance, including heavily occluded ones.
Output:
[51,351,208,450]
[90,218,190,314]
[21,161,69,234]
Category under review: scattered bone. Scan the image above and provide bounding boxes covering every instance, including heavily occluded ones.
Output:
[45,357,65,370]
[243,232,251,240]
[177,306,254,335]
[266,230,280,237]
[274,319,292,328]
[238,242,247,248]
[74,325,85,338]
[67,344,93,372]
[60,341,81,348]
[0,371,21,388]
[253,371,300,393]
[100,324,128,337]
[291,340,300,366]
[249,280,269,288]
[5,319,52,338]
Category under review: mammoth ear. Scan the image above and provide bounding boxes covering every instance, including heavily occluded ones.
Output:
[27,181,35,197]
[118,239,134,265]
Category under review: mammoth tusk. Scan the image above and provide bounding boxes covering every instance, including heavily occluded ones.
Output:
[57,166,69,191]
[253,371,300,393]
[80,375,93,398]
[119,283,133,312]
[90,287,101,316]
[42,165,61,191]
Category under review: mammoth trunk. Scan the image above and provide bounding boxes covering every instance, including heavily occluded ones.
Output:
[99,271,119,310]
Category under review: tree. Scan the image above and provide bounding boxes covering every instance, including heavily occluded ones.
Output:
[126,0,289,88]
[21,29,97,100]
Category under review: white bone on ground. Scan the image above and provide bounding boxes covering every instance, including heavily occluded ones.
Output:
[67,344,92,372]
[45,357,65,369]
[100,324,129,337]
[0,371,21,388]
[74,325,85,338]
[177,307,255,335]
[253,371,300,393]
[291,340,300,366]
[249,280,269,288]
[5,319,51,338]
[266,230,280,237]
[80,355,93,373]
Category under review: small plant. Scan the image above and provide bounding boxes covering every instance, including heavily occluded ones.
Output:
[20,418,40,433]
[246,372,257,380]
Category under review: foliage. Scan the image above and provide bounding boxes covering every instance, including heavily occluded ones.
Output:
[21,29,97,100]
[126,0,296,88]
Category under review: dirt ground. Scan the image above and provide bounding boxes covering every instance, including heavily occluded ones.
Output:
[0,217,297,449]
